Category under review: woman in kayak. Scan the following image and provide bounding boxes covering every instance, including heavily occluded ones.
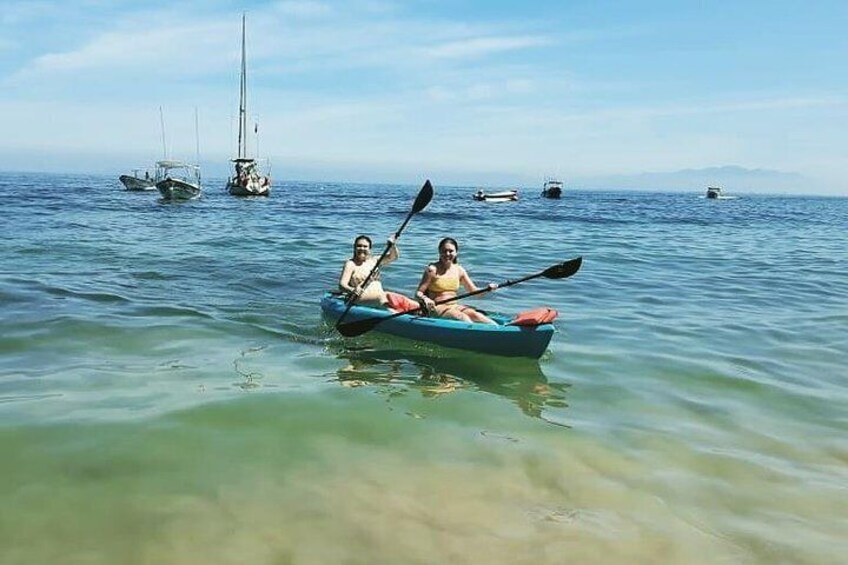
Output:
[338,234,398,306]
[415,237,497,324]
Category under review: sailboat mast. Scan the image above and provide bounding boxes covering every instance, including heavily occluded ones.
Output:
[195,107,201,185]
[159,105,167,158]
[237,13,248,160]
[195,107,200,165]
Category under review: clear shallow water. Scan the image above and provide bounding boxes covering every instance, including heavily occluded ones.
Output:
[1,172,846,563]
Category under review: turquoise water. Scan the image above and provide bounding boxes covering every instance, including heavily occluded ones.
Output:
[1,172,846,563]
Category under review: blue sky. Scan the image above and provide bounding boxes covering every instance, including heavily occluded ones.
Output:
[1,0,846,193]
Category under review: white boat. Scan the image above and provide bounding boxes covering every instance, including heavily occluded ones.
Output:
[706,186,722,199]
[119,169,156,191]
[226,14,271,197]
[473,189,518,202]
[156,160,201,201]
[541,179,563,199]
[228,158,271,197]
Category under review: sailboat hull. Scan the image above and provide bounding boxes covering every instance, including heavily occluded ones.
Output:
[227,177,270,196]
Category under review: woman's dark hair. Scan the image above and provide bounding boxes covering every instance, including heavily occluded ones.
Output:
[438,237,459,264]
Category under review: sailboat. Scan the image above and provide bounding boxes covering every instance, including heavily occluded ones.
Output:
[227,14,271,197]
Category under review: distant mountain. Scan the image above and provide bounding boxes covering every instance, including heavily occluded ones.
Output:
[575,166,816,194]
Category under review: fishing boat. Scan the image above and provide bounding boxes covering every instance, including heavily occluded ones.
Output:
[472,189,518,202]
[706,186,722,199]
[321,292,555,359]
[121,107,175,193]
[541,179,563,199]
[156,160,201,201]
[226,14,271,197]
[119,169,156,191]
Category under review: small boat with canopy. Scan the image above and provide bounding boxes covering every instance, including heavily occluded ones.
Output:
[156,160,201,201]
[541,179,563,198]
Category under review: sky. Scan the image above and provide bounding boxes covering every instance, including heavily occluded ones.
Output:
[1,0,846,194]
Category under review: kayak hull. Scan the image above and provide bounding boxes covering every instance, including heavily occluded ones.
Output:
[321,293,555,359]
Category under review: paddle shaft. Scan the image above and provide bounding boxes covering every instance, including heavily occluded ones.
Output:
[354,209,414,295]
[403,269,550,318]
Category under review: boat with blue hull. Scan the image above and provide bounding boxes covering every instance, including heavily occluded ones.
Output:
[321,292,555,359]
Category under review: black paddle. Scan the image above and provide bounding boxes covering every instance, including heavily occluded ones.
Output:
[337,256,582,338]
[334,179,434,329]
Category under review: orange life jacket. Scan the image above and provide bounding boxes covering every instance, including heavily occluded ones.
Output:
[507,307,558,326]
[384,291,420,313]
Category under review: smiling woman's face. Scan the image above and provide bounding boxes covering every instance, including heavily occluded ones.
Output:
[354,237,371,259]
[439,241,457,264]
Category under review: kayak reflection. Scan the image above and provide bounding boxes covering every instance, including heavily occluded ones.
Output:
[325,340,570,423]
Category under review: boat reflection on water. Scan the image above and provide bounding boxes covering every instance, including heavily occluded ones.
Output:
[324,338,571,424]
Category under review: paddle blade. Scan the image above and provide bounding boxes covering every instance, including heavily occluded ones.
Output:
[336,315,385,338]
[412,180,434,214]
[542,257,583,279]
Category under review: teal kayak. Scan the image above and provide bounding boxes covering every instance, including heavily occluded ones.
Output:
[321,292,555,359]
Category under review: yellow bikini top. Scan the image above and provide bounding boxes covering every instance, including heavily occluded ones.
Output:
[428,265,459,294]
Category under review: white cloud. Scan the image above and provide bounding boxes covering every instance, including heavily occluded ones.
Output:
[11,21,232,81]
[0,37,17,53]
[272,0,334,18]
[422,75,538,104]
[425,86,453,102]
[1,1,56,25]
[504,79,535,94]
[423,36,551,60]
[578,94,847,122]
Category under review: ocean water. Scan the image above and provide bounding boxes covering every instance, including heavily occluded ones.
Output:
[0,172,846,564]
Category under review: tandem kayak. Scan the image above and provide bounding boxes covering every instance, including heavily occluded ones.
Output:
[321,292,555,359]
